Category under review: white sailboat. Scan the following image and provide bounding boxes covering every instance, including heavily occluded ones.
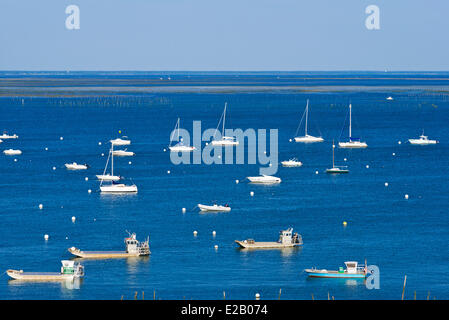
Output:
[96,148,121,181]
[168,118,195,152]
[100,144,137,193]
[338,103,368,148]
[408,131,438,145]
[112,149,135,156]
[326,140,349,174]
[294,100,324,143]
[211,103,239,146]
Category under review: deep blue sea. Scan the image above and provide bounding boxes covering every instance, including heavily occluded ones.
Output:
[0,72,449,300]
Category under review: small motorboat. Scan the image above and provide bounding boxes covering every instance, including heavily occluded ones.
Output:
[6,260,84,281]
[0,133,18,139]
[198,203,231,212]
[235,228,302,249]
[112,149,135,156]
[65,162,88,170]
[408,132,438,145]
[386,96,393,101]
[100,183,138,193]
[169,143,196,152]
[3,149,22,155]
[68,232,150,258]
[305,261,367,278]
[110,137,131,146]
[247,175,281,184]
[281,158,303,167]
[96,174,121,181]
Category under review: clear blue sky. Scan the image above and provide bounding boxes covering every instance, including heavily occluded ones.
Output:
[1,0,448,71]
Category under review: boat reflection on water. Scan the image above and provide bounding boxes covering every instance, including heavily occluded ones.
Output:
[126,255,150,275]
[8,277,83,290]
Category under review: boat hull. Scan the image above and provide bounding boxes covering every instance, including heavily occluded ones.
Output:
[3,149,22,155]
[281,161,302,167]
[96,174,120,181]
[6,270,76,281]
[198,204,231,212]
[211,140,239,146]
[65,164,88,170]
[294,136,324,143]
[326,168,349,174]
[112,151,135,156]
[68,248,147,258]
[100,185,138,193]
[110,139,131,146]
[235,240,301,249]
[169,146,196,152]
[338,141,368,148]
[247,176,281,184]
[408,139,438,145]
[305,269,366,278]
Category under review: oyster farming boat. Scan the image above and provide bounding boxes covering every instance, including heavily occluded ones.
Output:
[305,261,367,278]
[6,260,84,281]
[235,228,302,249]
[68,232,150,258]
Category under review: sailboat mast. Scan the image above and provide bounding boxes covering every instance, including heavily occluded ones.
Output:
[177,118,180,141]
[332,140,335,168]
[222,102,227,136]
[349,103,352,139]
[111,144,114,176]
[305,100,309,136]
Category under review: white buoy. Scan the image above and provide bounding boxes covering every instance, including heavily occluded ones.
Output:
[128,161,132,165]
[60,136,63,140]
[212,231,216,237]
[71,216,76,223]
[98,142,102,146]
[167,170,171,174]
[398,141,402,145]
[182,208,186,213]
[366,165,369,169]
[38,204,43,210]
[385,182,389,187]
[88,189,92,194]
[14,159,17,162]
[269,163,272,167]
[218,155,221,159]
[101,153,105,156]
[255,293,260,299]
[85,177,88,181]
[44,234,49,241]
[392,152,396,156]
[289,139,292,142]
[405,194,409,199]
[163,148,167,152]
[65,236,69,240]
[235,179,239,184]
[344,158,347,162]
[214,245,218,250]
[250,191,254,197]
[193,230,198,236]
[52,166,56,170]
[45,147,48,151]
[205,142,209,146]
[315,170,319,175]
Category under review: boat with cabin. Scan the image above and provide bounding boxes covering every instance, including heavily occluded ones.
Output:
[198,203,231,212]
[211,103,239,146]
[293,100,324,143]
[0,132,18,139]
[235,228,302,249]
[408,131,438,145]
[338,104,368,148]
[6,260,84,281]
[281,158,303,167]
[247,175,281,184]
[65,162,88,170]
[112,149,135,156]
[68,232,150,258]
[110,137,131,146]
[3,149,22,155]
[305,261,367,278]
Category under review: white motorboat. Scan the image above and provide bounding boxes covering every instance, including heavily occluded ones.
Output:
[110,137,131,146]
[99,144,137,193]
[326,140,349,174]
[0,133,18,139]
[100,183,138,193]
[408,132,438,145]
[198,203,231,212]
[96,174,121,181]
[3,149,22,155]
[293,100,324,143]
[211,103,239,146]
[281,158,303,167]
[112,149,135,156]
[338,103,368,148]
[65,162,88,170]
[247,175,281,184]
[168,118,196,152]
[386,96,393,101]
